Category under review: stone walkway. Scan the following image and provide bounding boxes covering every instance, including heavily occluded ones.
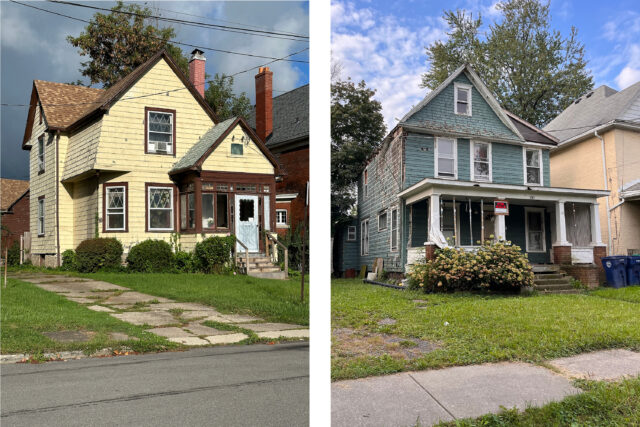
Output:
[332,349,640,427]
[12,273,308,347]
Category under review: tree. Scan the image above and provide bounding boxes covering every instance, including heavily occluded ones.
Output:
[67,1,189,87]
[204,74,252,120]
[422,0,593,127]
[331,79,386,228]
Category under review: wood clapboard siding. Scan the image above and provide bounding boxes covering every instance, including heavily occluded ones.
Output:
[62,119,102,181]
[201,126,274,174]
[72,177,98,248]
[57,135,75,252]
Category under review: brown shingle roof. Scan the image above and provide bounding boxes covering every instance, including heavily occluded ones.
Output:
[34,81,104,129]
[1,179,29,211]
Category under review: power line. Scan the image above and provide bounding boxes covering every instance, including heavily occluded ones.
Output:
[48,0,309,41]
[9,1,309,63]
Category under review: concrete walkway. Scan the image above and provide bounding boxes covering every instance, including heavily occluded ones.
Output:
[10,273,308,349]
[332,349,640,427]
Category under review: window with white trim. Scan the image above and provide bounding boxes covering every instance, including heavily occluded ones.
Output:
[454,83,472,116]
[147,110,174,154]
[436,137,456,178]
[105,186,126,231]
[148,186,174,230]
[38,136,45,173]
[525,208,545,252]
[390,207,398,252]
[276,209,288,226]
[471,141,491,182]
[361,219,369,255]
[37,198,45,236]
[347,226,356,241]
[524,148,542,185]
[378,210,387,231]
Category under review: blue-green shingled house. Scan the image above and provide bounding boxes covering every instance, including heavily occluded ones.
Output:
[336,64,609,277]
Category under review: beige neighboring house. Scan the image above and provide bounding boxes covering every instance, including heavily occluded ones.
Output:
[545,82,640,256]
[21,49,281,267]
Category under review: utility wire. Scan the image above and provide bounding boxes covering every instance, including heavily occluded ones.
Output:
[9,1,309,63]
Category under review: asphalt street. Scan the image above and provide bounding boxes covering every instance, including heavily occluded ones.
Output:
[1,342,309,427]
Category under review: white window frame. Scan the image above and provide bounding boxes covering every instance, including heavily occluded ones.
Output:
[454,82,472,116]
[525,207,546,253]
[147,110,174,154]
[105,186,126,231]
[470,140,492,182]
[360,219,369,255]
[390,206,399,252]
[276,209,288,228]
[435,137,457,179]
[347,226,356,242]
[378,210,388,231]
[37,198,45,236]
[147,186,174,231]
[38,136,45,172]
[523,147,543,186]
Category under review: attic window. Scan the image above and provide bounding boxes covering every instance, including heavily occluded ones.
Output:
[454,83,472,116]
[146,108,175,155]
[231,143,244,156]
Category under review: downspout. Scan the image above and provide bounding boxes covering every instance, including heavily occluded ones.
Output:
[595,130,612,253]
[55,131,61,267]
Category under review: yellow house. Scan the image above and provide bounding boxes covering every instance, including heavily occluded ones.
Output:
[22,49,281,267]
[545,83,640,256]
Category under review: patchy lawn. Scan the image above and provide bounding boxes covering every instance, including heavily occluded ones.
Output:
[590,285,640,304]
[332,279,640,380]
[1,278,176,355]
[433,377,640,426]
[79,272,309,326]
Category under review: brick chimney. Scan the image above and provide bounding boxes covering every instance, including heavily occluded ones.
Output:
[189,49,206,98]
[255,67,273,141]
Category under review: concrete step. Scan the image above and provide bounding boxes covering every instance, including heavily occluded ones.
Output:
[248,270,288,280]
[248,266,282,273]
[532,265,561,273]
[534,273,565,280]
[535,283,575,291]
[534,278,572,286]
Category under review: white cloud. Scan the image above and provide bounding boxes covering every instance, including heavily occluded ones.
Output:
[615,66,640,89]
[599,12,640,89]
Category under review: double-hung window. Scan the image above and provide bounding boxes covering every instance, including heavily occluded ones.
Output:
[276,209,288,226]
[390,207,398,252]
[378,210,387,231]
[436,137,457,178]
[146,109,174,154]
[148,186,174,231]
[37,197,45,236]
[360,219,369,255]
[454,83,472,116]
[471,141,491,182]
[524,148,542,185]
[347,226,356,241]
[105,184,126,231]
[38,136,45,173]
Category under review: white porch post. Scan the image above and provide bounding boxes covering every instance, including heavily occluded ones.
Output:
[554,200,569,245]
[428,193,440,242]
[590,202,603,245]
[495,215,506,241]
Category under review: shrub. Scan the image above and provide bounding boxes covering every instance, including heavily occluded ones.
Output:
[61,249,76,271]
[5,241,20,266]
[75,238,123,272]
[194,236,235,274]
[174,250,195,273]
[126,240,175,273]
[407,240,533,293]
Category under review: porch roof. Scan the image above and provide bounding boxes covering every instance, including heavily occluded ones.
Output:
[398,178,609,205]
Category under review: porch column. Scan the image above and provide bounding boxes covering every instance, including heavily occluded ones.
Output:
[591,202,607,273]
[425,194,440,260]
[495,215,506,241]
[553,200,572,264]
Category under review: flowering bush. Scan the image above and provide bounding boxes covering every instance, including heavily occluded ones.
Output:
[407,241,534,293]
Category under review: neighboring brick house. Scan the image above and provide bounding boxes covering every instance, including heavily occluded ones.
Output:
[545,82,640,256]
[1,178,30,249]
[20,49,282,267]
[336,64,609,283]
[247,69,309,236]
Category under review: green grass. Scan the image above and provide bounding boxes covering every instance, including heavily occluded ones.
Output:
[332,279,640,380]
[1,278,177,355]
[433,377,640,426]
[79,272,309,325]
[590,285,640,304]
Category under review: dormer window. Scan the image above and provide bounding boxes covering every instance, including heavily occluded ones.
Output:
[146,108,175,155]
[454,83,472,116]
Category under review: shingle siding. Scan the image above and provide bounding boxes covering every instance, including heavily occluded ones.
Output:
[404,134,434,187]
[492,143,524,185]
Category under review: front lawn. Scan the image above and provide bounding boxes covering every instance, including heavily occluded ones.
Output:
[434,377,640,426]
[590,285,640,303]
[332,279,640,380]
[80,272,309,325]
[1,278,176,355]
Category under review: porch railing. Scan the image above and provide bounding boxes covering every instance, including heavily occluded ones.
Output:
[233,237,251,275]
[263,231,288,277]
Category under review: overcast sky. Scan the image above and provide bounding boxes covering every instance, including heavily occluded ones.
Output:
[0,1,309,180]
[332,0,640,128]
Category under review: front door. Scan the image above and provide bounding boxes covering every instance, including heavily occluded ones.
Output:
[235,195,259,252]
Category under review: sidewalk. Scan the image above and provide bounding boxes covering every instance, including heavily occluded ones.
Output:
[332,349,640,427]
[8,273,308,349]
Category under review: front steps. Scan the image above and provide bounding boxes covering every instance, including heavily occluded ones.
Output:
[238,254,287,280]
[532,265,580,294]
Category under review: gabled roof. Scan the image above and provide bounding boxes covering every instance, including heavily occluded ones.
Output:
[247,84,309,147]
[23,49,218,148]
[1,179,29,211]
[400,64,524,141]
[544,82,640,143]
[504,110,558,146]
[169,117,281,175]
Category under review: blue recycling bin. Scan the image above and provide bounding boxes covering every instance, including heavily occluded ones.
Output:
[601,256,628,288]
[627,256,640,286]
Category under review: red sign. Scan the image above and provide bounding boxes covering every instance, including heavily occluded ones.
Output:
[494,200,509,215]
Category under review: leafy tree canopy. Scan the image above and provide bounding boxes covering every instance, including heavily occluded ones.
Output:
[204,74,252,121]
[422,0,593,127]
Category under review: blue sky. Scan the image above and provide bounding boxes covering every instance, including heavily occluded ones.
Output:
[332,0,640,128]
[1,1,309,180]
